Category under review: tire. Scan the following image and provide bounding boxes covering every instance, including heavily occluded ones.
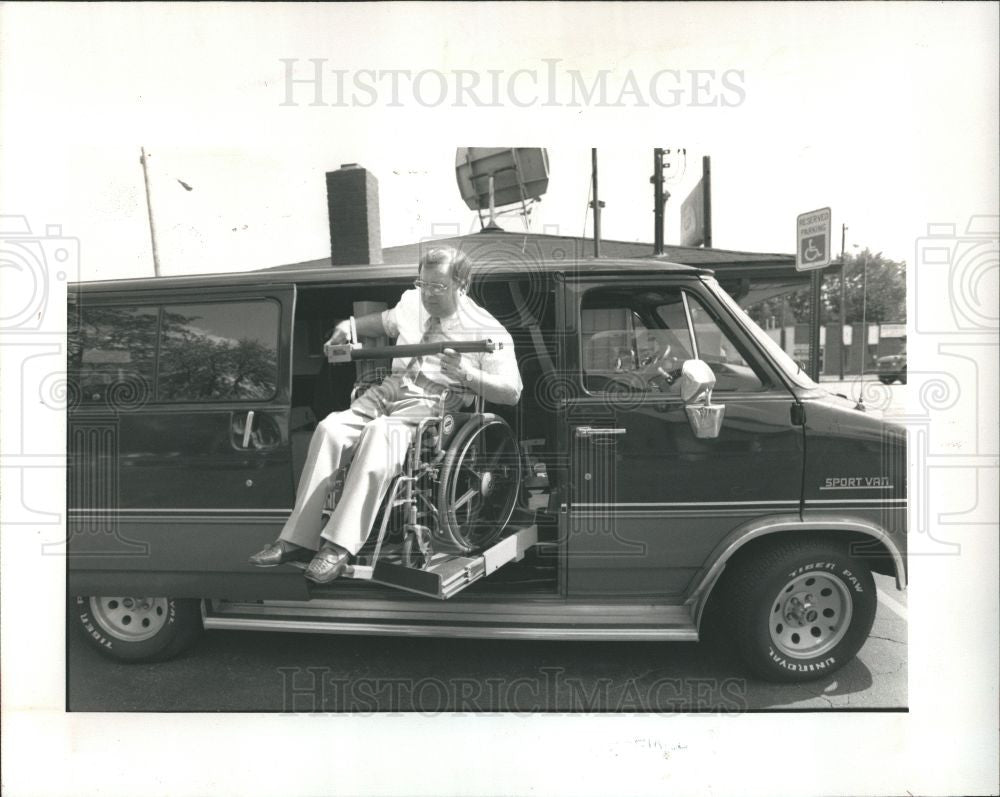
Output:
[716,539,877,682]
[878,376,893,385]
[70,595,203,663]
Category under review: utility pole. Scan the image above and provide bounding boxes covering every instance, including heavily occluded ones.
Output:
[860,249,868,380]
[590,148,604,258]
[839,223,847,379]
[779,294,787,350]
[652,148,667,255]
[702,155,712,248]
[140,146,162,278]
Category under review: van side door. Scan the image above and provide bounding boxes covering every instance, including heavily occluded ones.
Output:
[68,284,303,599]
[561,277,804,598]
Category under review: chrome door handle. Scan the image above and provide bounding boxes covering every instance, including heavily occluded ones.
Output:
[242,410,256,448]
[575,425,627,438]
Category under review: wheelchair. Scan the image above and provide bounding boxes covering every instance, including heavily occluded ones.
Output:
[331,338,522,578]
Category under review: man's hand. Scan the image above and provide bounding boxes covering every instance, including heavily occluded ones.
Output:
[323,320,353,359]
[440,348,476,387]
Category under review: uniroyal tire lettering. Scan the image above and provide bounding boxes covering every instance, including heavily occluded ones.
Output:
[768,647,837,672]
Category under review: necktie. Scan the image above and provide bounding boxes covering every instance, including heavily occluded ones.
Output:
[403,316,445,382]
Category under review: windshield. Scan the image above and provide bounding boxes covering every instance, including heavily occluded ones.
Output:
[704,278,819,390]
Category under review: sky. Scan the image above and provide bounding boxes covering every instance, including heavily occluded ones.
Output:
[1,3,997,282]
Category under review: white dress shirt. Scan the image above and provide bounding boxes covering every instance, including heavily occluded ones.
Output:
[382,289,522,400]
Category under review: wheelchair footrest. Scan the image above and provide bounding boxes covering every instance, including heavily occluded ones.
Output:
[363,525,539,600]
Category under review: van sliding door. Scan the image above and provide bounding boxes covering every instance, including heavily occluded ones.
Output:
[68,284,306,600]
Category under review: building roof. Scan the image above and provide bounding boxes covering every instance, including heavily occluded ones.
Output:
[263,229,795,272]
[71,231,801,293]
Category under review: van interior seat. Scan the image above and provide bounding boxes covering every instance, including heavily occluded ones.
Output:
[289,405,318,486]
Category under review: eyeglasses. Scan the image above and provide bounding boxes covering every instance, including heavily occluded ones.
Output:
[414,279,452,296]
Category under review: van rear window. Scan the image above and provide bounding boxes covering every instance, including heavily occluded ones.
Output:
[69,300,280,405]
[157,302,279,401]
[69,305,158,405]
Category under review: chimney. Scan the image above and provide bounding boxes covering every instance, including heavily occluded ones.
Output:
[326,163,383,265]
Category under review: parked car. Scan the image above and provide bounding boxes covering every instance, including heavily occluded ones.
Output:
[67,257,907,682]
[876,346,907,384]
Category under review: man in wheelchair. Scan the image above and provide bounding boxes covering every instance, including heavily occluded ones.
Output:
[248,247,523,583]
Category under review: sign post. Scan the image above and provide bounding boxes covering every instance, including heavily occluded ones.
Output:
[796,208,833,381]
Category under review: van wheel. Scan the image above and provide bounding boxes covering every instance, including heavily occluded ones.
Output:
[878,376,893,385]
[70,595,202,663]
[719,540,877,682]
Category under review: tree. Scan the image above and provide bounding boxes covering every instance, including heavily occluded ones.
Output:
[743,248,906,329]
[824,249,906,324]
[744,286,814,328]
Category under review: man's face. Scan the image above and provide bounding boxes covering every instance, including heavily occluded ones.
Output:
[417,261,461,318]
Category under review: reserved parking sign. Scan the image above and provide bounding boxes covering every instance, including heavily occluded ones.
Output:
[796,207,832,271]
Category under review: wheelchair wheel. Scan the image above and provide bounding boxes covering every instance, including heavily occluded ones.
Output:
[437,414,520,553]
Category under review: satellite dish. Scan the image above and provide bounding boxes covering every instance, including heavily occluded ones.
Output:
[455,148,549,230]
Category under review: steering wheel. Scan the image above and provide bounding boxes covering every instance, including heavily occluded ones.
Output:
[637,342,683,390]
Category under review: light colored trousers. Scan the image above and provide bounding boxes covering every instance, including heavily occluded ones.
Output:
[278,376,458,555]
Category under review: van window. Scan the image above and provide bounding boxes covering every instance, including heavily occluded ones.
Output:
[581,286,766,394]
[157,301,280,401]
[683,294,766,392]
[70,305,158,404]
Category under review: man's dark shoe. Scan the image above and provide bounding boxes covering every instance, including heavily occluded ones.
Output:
[248,539,312,567]
[303,542,351,584]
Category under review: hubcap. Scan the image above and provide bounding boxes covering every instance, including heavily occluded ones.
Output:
[89,596,170,642]
[769,573,853,659]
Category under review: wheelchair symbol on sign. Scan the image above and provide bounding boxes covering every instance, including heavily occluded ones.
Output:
[803,238,823,262]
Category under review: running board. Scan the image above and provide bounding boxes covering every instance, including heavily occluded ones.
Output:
[203,597,699,641]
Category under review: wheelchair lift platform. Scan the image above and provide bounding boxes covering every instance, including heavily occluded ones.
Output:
[292,525,539,600]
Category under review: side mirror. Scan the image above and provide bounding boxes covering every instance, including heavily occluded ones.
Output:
[679,359,725,439]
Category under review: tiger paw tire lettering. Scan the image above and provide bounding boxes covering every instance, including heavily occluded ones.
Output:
[71,596,203,663]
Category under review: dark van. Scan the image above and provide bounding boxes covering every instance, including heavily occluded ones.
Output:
[67,257,907,682]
